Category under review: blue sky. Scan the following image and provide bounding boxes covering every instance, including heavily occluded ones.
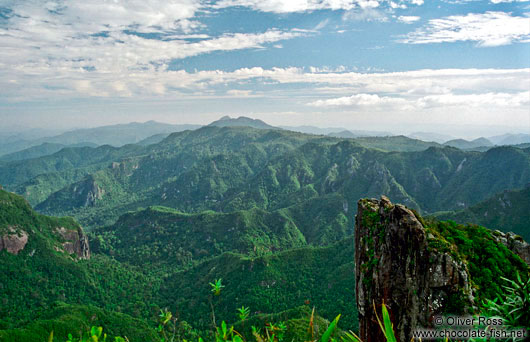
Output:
[0,0,529,137]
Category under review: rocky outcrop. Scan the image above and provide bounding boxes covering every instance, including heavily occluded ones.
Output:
[69,176,104,207]
[84,181,104,207]
[0,227,28,255]
[55,227,91,259]
[355,196,473,342]
[492,230,530,266]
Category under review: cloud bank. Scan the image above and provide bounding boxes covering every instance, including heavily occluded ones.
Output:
[401,11,530,46]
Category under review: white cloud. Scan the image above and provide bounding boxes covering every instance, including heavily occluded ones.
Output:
[0,1,305,79]
[398,15,421,23]
[390,1,407,9]
[213,0,424,12]
[490,0,530,3]
[343,7,388,21]
[401,11,530,46]
[226,89,256,97]
[307,91,530,109]
[10,0,202,34]
[308,93,410,107]
[418,91,530,107]
[4,63,528,103]
[213,0,382,13]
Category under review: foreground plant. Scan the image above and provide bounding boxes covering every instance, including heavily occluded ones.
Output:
[216,321,243,342]
[236,306,250,322]
[49,326,127,342]
[482,271,530,332]
[157,308,177,342]
[341,302,396,342]
[210,279,225,296]
[209,278,225,329]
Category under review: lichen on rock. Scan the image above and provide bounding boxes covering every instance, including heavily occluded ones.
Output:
[355,196,473,342]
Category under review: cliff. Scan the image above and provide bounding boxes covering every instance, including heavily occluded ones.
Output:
[0,189,90,259]
[0,227,28,255]
[55,226,91,259]
[355,196,473,342]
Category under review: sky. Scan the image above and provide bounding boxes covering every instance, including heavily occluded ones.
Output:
[0,0,529,138]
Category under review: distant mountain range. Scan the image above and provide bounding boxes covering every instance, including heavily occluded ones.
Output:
[438,134,530,151]
[2,117,529,162]
[407,132,456,144]
[489,133,530,146]
[1,125,528,233]
[443,137,493,150]
[0,121,201,157]
[281,126,391,137]
[0,142,98,162]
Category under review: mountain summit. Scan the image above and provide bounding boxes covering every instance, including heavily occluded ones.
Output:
[208,116,278,130]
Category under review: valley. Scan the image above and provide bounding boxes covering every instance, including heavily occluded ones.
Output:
[1,120,529,341]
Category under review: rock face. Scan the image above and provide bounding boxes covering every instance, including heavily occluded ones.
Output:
[69,176,105,207]
[493,230,530,266]
[83,180,104,207]
[0,228,28,255]
[355,196,473,342]
[55,227,91,259]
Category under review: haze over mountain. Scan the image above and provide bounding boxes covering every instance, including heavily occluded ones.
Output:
[208,116,277,130]
[0,142,98,162]
[443,137,493,150]
[0,121,201,158]
[0,124,528,233]
[489,133,530,146]
[406,132,456,144]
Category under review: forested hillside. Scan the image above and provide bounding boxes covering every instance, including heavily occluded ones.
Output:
[0,127,527,235]
[436,185,530,241]
[1,125,529,341]
[0,189,357,340]
[1,188,527,341]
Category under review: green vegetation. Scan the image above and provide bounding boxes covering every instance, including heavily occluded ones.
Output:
[353,135,441,152]
[156,238,357,331]
[0,303,157,342]
[425,219,529,305]
[0,126,528,236]
[37,301,403,342]
[443,137,493,150]
[435,185,530,241]
[1,125,529,341]
[0,189,357,340]
[482,272,529,330]
[90,206,311,270]
[0,142,97,162]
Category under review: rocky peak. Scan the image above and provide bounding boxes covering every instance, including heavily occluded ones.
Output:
[355,196,473,342]
[492,230,530,266]
[72,177,104,207]
[55,227,91,259]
